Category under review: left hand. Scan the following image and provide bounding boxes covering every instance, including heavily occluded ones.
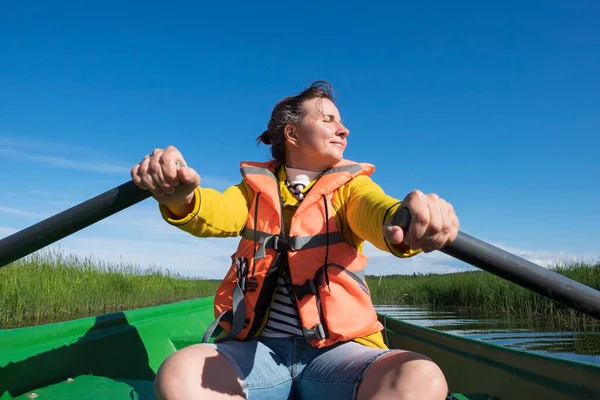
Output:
[383,190,459,253]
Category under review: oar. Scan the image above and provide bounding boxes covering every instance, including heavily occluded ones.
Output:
[1,180,599,321]
[0,181,151,268]
[391,208,600,320]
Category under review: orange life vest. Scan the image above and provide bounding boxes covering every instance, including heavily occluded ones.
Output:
[201,159,384,348]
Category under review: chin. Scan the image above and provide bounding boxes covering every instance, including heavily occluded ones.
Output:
[309,152,344,170]
[327,154,344,167]
[332,151,344,162]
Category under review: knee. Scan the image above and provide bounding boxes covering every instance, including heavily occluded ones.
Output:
[392,352,448,399]
[154,344,245,400]
[405,354,448,398]
[154,349,195,400]
[359,351,448,400]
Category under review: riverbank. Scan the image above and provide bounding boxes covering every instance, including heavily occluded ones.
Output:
[367,260,600,330]
[1,250,598,329]
[0,250,219,328]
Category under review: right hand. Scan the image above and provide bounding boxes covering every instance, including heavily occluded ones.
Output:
[131,146,201,216]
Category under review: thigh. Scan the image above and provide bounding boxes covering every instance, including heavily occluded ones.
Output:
[296,341,393,400]
[206,339,294,400]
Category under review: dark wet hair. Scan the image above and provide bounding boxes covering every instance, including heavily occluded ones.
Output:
[256,80,335,165]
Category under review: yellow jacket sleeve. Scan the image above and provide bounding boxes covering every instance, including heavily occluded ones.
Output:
[343,175,421,258]
[159,181,252,237]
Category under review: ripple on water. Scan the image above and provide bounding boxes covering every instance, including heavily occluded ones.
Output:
[375,304,600,365]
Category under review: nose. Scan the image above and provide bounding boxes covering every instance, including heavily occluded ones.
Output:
[336,122,349,138]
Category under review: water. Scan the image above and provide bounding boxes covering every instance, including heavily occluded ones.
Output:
[374,304,600,365]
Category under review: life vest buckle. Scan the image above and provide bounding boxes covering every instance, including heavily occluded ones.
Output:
[293,279,317,301]
[246,277,258,292]
[273,234,297,251]
[302,324,326,341]
[234,257,252,293]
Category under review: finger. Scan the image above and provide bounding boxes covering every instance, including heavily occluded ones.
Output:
[153,169,175,195]
[149,152,175,195]
[151,148,163,157]
[446,203,460,244]
[383,224,405,245]
[139,156,165,197]
[161,146,185,186]
[136,156,152,190]
[178,167,201,187]
[406,199,429,244]
[131,164,146,189]
[416,202,441,253]
[421,197,444,250]
[428,200,458,250]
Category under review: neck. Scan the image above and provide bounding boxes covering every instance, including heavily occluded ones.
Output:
[285,154,334,173]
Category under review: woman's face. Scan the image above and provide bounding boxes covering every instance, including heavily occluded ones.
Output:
[285,97,350,171]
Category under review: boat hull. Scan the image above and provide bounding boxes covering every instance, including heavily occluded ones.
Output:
[1,297,599,399]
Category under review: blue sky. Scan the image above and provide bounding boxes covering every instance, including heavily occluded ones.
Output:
[1,1,599,278]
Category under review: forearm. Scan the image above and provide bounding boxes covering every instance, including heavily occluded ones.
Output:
[346,176,420,257]
[160,183,251,238]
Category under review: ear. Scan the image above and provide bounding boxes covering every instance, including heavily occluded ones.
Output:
[284,124,301,148]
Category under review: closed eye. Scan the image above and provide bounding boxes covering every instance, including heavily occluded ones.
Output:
[324,114,341,123]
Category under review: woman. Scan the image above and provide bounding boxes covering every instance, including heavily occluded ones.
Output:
[131,81,459,400]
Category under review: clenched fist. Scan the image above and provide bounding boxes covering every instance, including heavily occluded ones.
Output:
[383,190,459,253]
[131,146,201,217]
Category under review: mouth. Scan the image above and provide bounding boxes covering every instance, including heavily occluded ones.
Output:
[331,142,346,149]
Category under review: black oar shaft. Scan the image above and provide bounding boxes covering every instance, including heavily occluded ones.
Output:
[0,181,151,268]
[391,207,600,320]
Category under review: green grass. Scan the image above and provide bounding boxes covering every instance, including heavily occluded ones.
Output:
[2,250,599,331]
[0,249,220,329]
[366,260,600,330]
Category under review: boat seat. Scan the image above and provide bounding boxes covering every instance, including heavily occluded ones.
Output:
[13,375,156,400]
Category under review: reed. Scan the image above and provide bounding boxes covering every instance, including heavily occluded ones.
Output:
[2,249,599,330]
[367,260,600,330]
[0,249,220,328]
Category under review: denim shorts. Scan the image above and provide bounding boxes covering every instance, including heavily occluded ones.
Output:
[204,336,394,399]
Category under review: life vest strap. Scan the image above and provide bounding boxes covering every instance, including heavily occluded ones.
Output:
[241,228,345,259]
[202,275,247,343]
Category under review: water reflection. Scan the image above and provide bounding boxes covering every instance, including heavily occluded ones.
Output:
[375,304,600,365]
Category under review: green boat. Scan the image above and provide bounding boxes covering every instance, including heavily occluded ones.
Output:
[2,181,600,399]
[1,296,600,400]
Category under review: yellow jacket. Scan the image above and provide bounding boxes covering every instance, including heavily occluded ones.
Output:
[160,165,420,348]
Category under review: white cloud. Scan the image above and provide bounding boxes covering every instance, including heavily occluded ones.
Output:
[0,147,129,174]
[0,137,44,150]
[0,206,43,219]
[0,201,238,278]
[48,233,238,279]
[360,239,597,277]
[1,147,238,193]
[30,190,73,197]
[363,242,470,276]
[484,241,599,268]
[0,136,115,156]
[49,201,77,207]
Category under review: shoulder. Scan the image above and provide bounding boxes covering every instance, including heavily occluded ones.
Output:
[346,174,383,193]
[333,174,386,209]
